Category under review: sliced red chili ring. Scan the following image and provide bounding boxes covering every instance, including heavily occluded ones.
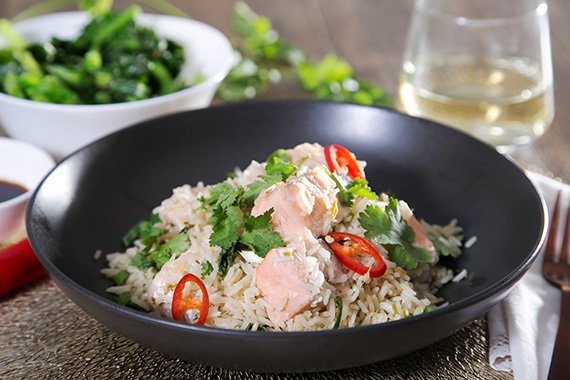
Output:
[326,232,386,278]
[324,144,365,180]
[171,273,209,325]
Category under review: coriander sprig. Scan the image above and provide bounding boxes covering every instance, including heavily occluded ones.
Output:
[200,148,303,277]
[218,1,393,107]
[359,198,432,270]
[201,182,285,277]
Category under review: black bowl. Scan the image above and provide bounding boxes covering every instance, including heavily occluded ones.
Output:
[27,100,546,372]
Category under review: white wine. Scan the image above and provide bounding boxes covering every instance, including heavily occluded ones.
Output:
[397,55,554,150]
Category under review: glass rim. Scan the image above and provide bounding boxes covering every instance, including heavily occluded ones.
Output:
[416,0,548,25]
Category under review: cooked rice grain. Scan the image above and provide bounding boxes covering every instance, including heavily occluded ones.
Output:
[102,173,468,331]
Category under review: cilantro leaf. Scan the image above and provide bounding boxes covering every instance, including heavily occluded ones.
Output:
[200,260,213,279]
[202,182,241,210]
[265,149,297,180]
[427,228,463,258]
[209,206,243,251]
[240,209,284,257]
[112,269,130,286]
[358,199,431,270]
[122,213,166,248]
[359,203,395,243]
[241,173,281,208]
[329,173,353,207]
[202,182,246,276]
[150,229,192,270]
[347,178,378,200]
[115,292,131,306]
[433,239,459,258]
[130,251,153,269]
[391,246,432,270]
[329,174,377,207]
[235,149,300,209]
[218,249,236,278]
[201,170,286,276]
[129,229,191,270]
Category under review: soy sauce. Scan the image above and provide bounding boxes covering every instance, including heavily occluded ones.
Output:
[0,180,27,202]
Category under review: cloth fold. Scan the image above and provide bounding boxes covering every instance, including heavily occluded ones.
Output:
[488,171,563,380]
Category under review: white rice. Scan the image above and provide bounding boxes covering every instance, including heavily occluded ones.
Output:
[452,268,468,283]
[93,249,102,260]
[102,161,469,331]
[465,235,478,249]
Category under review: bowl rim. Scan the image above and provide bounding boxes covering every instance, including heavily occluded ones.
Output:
[0,11,234,111]
[0,137,54,210]
[27,99,549,338]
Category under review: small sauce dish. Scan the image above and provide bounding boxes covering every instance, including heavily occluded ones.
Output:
[0,137,54,246]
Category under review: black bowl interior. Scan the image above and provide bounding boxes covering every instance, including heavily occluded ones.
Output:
[27,100,546,372]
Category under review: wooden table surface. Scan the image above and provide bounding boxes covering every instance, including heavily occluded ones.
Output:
[0,1,566,379]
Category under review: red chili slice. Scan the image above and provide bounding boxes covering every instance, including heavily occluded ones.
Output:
[326,232,386,278]
[172,273,209,325]
[324,144,365,180]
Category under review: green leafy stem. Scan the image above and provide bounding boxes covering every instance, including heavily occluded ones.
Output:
[218,1,393,106]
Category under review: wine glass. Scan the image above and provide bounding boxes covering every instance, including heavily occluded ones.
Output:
[398,0,554,153]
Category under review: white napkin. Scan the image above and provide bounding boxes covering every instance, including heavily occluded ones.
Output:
[488,171,563,380]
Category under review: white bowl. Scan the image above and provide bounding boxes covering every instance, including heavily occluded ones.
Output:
[0,137,55,244]
[0,12,233,158]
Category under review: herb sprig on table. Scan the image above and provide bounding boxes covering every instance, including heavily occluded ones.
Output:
[218,1,393,106]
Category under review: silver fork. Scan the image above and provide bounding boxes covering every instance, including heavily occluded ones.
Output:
[543,192,570,380]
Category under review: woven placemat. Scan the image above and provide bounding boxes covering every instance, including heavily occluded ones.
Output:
[0,279,513,380]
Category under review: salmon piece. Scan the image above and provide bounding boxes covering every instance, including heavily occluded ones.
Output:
[253,165,348,325]
[251,165,341,241]
[256,240,315,325]
[398,199,438,263]
[407,216,438,263]
[286,143,327,168]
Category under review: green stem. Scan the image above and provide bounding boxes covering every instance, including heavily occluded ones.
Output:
[45,64,82,86]
[148,61,173,95]
[16,51,43,75]
[3,72,25,98]
[11,0,76,22]
[134,0,190,18]
[92,5,141,49]
[0,19,27,50]
[78,0,114,15]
